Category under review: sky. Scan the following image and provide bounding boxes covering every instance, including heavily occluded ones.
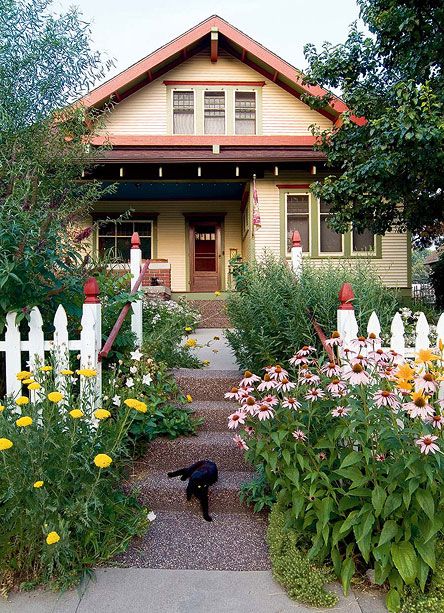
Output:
[55,0,361,84]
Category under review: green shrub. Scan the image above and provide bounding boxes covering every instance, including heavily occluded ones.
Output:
[142,298,201,368]
[240,465,276,512]
[226,253,399,371]
[267,504,338,607]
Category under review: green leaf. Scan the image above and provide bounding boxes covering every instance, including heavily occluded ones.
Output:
[383,493,402,518]
[340,450,362,469]
[282,449,291,466]
[379,520,400,547]
[339,510,360,534]
[415,489,435,520]
[386,589,401,612]
[318,497,333,528]
[372,485,386,518]
[341,557,355,596]
[391,541,418,585]
[417,557,430,593]
[415,538,436,570]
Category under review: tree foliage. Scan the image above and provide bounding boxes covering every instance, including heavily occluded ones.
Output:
[302,0,444,246]
[0,0,111,325]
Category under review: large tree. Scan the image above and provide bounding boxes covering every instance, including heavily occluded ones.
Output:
[0,0,111,324]
[302,0,444,246]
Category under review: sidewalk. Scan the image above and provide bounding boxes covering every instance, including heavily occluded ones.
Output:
[188,328,239,371]
[0,568,387,613]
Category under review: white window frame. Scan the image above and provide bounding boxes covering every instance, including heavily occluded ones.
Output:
[203,89,227,136]
[351,225,377,256]
[97,219,153,262]
[285,192,312,257]
[171,88,196,135]
[318,198,344,256]
[234,90,257,136]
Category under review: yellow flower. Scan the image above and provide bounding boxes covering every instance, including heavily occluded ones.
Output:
[22,378,35,384]
[28,382,41,390]
[47,391,63,403]
[202,360,210,366]
[0,405,4,412]
[185,338,197,348]
[69,409,84,419]
[396,379,413,392]
[186,394,193,403]
[40,365,53,372]
[416,349,439,364]
[15,396,29,406]
[94,453,113,468]
[16,416,33,427]
[33,481,44,488]
[46,531,60,545]
[395,363,415,381]
[60,369,74,376]
[0,438,13,451]
[94,408,111,420]
[184,326,192,332]
[123,398,147,413]
[16,370,32,381]
[214,291,221,297]
[76,368,97,377]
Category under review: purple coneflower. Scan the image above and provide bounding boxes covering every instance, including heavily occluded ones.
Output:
[257,374,278,392]
[292,429,307,441]
[342,363,371,385]
[239,370,261,387]
[325,331,342,347]
[282,397,301,410]
[257,404,275,421]
[415,435,439,455]
[321,362,341,377]
[416,372,439,395]
[331,406,350,417]
[305,388,325,401]
[277,378,297,393]
[233,434,249,450]
[373,389,400,410]
[228,410,246,429]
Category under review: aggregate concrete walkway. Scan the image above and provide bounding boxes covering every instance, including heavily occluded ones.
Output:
[0,568,387,613]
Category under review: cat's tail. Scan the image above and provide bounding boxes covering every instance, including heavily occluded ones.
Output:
[167,468,187,479]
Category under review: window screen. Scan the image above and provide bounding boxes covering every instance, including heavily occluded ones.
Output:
[204,91,225,134]
[319,200,343,253]
[98,220,152,262]
[173,91,194,134]
[352,227,375,252]
[235,91,256,135]
[287,195,310,253]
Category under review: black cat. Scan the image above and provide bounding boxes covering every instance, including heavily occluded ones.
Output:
[167,460,218,522]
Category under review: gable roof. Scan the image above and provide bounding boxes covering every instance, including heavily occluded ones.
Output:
[82,15,357,125]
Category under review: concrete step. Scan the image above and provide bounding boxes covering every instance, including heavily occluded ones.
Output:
[138,431,252,472]
[127,468,253,514]
[186,299,231,328]
[173,368,241,401]
[116,509,269,571]
[190,400,239,431]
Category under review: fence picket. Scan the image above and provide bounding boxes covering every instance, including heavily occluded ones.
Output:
[389,313,405,356]
[28,307,45,371]
[5,312,22,399]
[415,312,430,353]
[367,311,382,350]
[53,305,70,394]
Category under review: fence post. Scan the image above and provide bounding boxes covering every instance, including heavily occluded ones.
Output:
[80,277,102,411]
[130,232,143,347]
[291,230,302,279]
[5,312,22,398]
[337,282,358,353]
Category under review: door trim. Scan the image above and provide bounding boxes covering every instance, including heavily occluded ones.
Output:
[189,220,222,292]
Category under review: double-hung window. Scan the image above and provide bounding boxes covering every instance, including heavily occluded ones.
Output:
[235,91,256,135]
[98,220,152,262]
[204,91,225,134]
[319,200,343,253]
[352,226,375,253]
[172,91,194,134]
[287,194,310,253]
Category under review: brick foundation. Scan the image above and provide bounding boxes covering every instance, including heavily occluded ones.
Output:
[142,260,171,289]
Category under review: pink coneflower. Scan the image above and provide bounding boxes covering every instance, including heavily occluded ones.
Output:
[331,406,350,417]
[416,373,439,395]
[276,378,297,393]
[289,354,311,366]
[257,404,274,421]
[373,390,401,410]
[282,397,301,410]
[295,345,316,357]
[387,350,404,365]
[403,393,434,420]
[241,395,260,415]
[350,336,370,350]
[233,434,249,450]
[299,371,321,385]
[239,370,261,387]
[267,365,289,382]
[244,425,255,436]
[415,435,440,455]
[257,374,278,392]
[321,362,341,377]
[228,410,246,429]
[379,365,396,380]
[325,331,342,347]
[305,388,325,401]
[262,394,279,407]
[368,349,390,364]
[224,386,245,401]
[375,454,386,462]
[292,429,307,441]
[327,378,347,397]
[431,415,444,430]
[319,452,327,461]
[342,363,371,385]
[351,354,369,367]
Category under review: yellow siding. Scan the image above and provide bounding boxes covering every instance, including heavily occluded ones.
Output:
[98,49,332,136]
[93,200,242,292]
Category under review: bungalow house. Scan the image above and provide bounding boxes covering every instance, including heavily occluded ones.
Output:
[81,15,411,298]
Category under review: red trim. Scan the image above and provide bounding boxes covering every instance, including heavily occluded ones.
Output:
[276,183,311,189]
[90,135,318,146]
[83,277,100,304]
[338,282,355,310]
[163,80,265,86]
[210,30,218,63]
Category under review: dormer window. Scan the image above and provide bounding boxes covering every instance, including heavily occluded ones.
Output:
[204,91,225,134]
[173,91,194,134]
[235,91,256,135]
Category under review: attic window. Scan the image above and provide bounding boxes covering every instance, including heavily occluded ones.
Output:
[235,91,256,135]
[204,91,225,134]
[173,91,194,134]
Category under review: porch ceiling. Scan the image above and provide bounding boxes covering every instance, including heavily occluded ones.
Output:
[100,181,245,201]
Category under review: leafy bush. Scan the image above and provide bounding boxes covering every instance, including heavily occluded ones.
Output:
[226,254,398,372]
[240,465,276,512]
[0,363,151,592]
[142,298,201,368]
[227,339,444,611]
[267,504,337,607]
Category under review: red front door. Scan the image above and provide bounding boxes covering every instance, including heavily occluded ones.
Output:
[189,222,221,292]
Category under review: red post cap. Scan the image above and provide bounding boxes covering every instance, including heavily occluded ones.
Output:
[131,232,141,249]
[338,282,355,310]
[291,230,301,248]
[84,277,100,304]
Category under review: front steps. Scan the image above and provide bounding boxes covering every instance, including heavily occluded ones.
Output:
[118,369,270,571]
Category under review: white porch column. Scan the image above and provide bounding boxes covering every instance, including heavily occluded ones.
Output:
[337,282,358,355]
[130,232,143,347]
